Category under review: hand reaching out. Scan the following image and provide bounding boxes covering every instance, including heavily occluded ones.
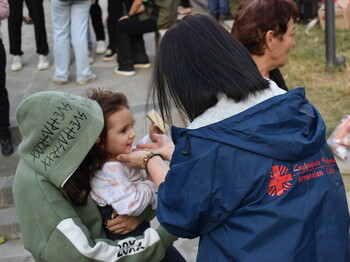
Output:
[136,134,174,161]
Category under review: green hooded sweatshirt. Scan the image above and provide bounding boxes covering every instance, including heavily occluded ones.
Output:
[13,91,173,262]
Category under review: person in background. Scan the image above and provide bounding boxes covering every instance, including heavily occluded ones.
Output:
[50,0,96,85]
[103,0,133,62]
[293,0,319,23]
[115,0,177,76]
[22,3,33,25]
[117,14,350,261]
[87,24,95,65]
[90,0,107,55]
[7,0,50,71]
[13,91,178,262]
[0,0,13,156]
[23,15,33,25]
[231,0,299,91]
[207,0,234,21]
[178,0,192,15]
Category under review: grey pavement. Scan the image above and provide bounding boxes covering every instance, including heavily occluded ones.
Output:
[0,1,349,261]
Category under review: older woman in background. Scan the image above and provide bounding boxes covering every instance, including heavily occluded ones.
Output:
[231,0,299,91]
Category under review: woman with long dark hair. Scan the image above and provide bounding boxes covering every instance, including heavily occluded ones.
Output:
[117,14,349,261]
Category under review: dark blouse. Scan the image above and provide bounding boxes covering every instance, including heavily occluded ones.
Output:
[270,68,288,91]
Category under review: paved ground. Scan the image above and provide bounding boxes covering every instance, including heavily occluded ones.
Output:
[0,1,349,261]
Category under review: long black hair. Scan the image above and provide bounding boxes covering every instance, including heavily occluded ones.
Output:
[150,14,270,124]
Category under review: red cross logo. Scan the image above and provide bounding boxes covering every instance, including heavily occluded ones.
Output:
[266,165,293,196]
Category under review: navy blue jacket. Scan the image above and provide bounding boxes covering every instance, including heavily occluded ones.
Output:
[157,88,349,261]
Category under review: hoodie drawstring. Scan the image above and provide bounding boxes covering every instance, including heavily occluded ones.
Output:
[181,132,190,155]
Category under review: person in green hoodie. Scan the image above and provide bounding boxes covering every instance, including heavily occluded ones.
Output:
[13,91,176,262]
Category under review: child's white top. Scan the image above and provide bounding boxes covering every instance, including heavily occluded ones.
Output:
[90,135,157,216]
[90,161,157,216]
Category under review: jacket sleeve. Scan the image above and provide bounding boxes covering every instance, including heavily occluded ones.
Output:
[44,218,173,262]
[25,193,172,262]
[156,136,270,239]
[0,0,9,20]
[138,205,156,223]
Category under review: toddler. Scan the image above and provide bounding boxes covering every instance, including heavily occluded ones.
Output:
[88,88,158,240]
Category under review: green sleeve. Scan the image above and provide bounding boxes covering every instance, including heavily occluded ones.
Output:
[138,205,156,225]
[14,166,173,262]
[40,220,174,262]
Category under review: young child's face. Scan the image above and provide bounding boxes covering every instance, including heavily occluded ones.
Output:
[104,107,136,159]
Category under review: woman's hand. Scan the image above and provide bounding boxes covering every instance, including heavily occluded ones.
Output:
[117,146,170,188]
[106,214,138,235]
[136,134,174,161]
[116,150,148,169]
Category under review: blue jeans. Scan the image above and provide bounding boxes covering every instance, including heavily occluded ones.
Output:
[50,0,93,82]
[207,0,230,16]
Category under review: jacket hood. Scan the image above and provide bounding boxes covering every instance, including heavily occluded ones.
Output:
[172,88,325,162]
[15,91,104,188]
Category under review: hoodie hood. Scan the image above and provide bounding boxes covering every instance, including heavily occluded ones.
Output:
[172,88,325,162]
[15,91,104,188]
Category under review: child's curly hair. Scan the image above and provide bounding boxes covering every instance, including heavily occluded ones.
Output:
[63,88,130,206]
